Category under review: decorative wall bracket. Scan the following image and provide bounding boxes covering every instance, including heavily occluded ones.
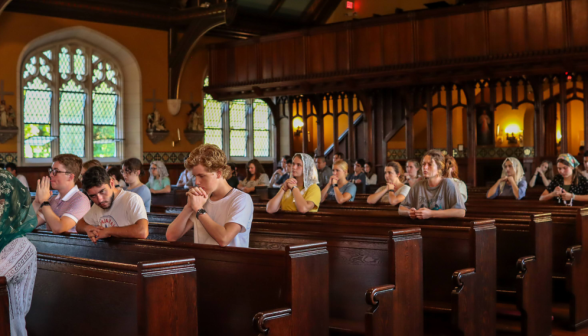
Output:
[0,127,17,143]
[146,130,169,144]
[184,130,204,144]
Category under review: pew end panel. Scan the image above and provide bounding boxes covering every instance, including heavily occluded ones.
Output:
[365,228,424,336]
[254,308,292,336]
[137,258,198,336]
[0,278,8,336]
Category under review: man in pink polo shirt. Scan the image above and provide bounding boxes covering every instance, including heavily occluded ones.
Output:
[34,154,91,234]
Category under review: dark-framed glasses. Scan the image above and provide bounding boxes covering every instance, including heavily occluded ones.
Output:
[48,168,71,176]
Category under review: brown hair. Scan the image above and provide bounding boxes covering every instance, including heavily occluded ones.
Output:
[444,155,459,179]
[541,160,554,180]
[365,162,375,179]
[121,158,143,175]
[406,159,421,170]
[186,144,232,179]
[107,166,124,182]
[557,158,580,185]
[82,159,102,170]
[422,149,445,176]
[53,154,83,183]
[245,158,265,181]
[386,161,405,182]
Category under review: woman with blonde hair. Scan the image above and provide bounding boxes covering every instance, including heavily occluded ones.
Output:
[530,160,554,188]
[443,155,468,202]
[321,160,357,204]
[399,150,465,219]
[238,159,270,194]
[147,160,171,194]
[367,161,410,205]
[166,144,254,247]
[540,153,588,204]
[486,157,527,200]
[266,153,321,213]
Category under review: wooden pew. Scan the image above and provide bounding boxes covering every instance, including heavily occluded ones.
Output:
[146,216,424,336]
[147,212,496,336]
[27,252,197,336]
[27,230,329,336]
[0,278,9,336]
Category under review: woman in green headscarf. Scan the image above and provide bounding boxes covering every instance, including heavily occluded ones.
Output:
[540,153,588,205]
[0,170,37,335]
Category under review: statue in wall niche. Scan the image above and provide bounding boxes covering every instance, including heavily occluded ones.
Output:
[186,103,203,132]
[0,100,6,127]
[147,109,167,132]
[6,105,15,127]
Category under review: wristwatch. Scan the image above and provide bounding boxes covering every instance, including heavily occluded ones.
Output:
[196,208,207,220]
[333,183,338,188]
[40,201,51,209]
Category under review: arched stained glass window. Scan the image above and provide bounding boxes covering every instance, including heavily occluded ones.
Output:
[203,76,223,150]
[253,99,270,157]
[22,42,122,163]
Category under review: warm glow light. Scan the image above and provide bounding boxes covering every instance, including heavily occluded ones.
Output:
[556,129,562,142]
[293,118,304,129]
[346,1,354,9]
[504,124,522,135]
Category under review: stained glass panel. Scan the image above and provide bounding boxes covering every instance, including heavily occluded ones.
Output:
[73,49,85,81]
[59,47,70,79]
[204,129,223,150]
[93,126,116,158]
[24,77,52,159]
[230,100,248,157]
[92,82,118,158]
[59,80,86,157]
[203,77,223,150]
[253,100,270,157]
[60,125,85,156]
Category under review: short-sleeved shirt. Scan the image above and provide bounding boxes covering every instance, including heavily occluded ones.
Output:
[39,185,92,232]
[374,184,410,203]
[451,178,468,202]
[177,170,193,186]
[326,182,357,202]
[401,178,466,211]
[189,189,253,247]
[546,174,588,195]
[347,172,366,185]
[488,179,527,200]
[146,177,171,191]
[83,190,148,228]
[16,174,29,190]
[365,174,378,186]
[280,184,321,212]
[239,174,270,189]
[127,184,151,212]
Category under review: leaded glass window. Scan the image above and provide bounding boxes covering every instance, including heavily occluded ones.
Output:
[229,100,248,157]
[253,99,270,157]
[203,76,223,150]
[21,42,122,163]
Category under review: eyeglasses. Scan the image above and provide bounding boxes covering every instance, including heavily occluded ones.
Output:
[48,168,71,176]
[150,167,158,171]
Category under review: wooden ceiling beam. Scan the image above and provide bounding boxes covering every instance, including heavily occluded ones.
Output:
[268,0,287,16]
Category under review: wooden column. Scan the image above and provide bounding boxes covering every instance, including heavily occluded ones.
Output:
[406,108,415,159]
[426,89,433,150]
[333,95,339,156]
[302,96,308,154]
[464,84,477,186]
[560,74,568,154]
[348,94,356,161]
[288,97,294,155]
[314,95,325,156]
[531,78,545,157]
[358,91,375,164]
[446,88,453,155]
[584,75,588,153]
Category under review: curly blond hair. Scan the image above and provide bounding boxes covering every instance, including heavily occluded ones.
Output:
[185,144,232,179]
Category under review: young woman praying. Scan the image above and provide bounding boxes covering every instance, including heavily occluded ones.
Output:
[399,150,466,219]
[529,160,554,188]
[404,159,422,187]
[539,153,588,204]
[486,157,527,200]
[266,153,321,214]
[237,159,270,194]
[367,161,410,205]
[321,160,357,204]
[364,162,378,185]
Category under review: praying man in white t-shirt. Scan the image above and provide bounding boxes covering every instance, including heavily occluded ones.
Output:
[166,144,253,247]
[76,166,149,243]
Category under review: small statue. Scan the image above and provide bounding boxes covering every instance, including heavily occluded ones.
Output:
[186,103,203,132]
[147,109,167,132]
[6,105,15,127]
[0,100,6,127]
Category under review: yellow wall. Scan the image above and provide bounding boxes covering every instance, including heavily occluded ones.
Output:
[567,100,585,154]
[0,12,223,156]
[388,126,406,149]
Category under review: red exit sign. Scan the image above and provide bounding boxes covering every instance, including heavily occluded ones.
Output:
[346,1,354,9]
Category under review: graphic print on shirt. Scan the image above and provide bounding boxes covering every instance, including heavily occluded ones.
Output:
[99,215,119,228]
[417,195,443,210]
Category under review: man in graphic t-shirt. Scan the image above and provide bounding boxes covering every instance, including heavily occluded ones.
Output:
[76,166,148,243]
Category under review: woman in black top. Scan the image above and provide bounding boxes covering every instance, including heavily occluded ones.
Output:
[529,160,553,188]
